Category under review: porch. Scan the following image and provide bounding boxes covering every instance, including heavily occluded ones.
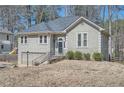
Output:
[50,34,67,56]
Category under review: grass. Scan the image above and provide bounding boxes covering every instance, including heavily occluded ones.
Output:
[0,60,124,86]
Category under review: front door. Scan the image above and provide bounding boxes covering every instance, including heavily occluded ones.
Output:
[58,41,63,54]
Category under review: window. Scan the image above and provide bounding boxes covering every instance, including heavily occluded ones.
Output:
[40,36,42,43]
[59,38,62,41]
[83,33,87,47]
[77,33,81,47]
[7,35,9,40]
[21,36,23,43]
[39,35,47,44]
[25,36,27,43]
[77,32,88,48]
[1,45,4,49]
[44,36,47,43]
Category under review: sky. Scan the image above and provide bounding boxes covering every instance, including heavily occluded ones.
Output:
[100,6,124,20]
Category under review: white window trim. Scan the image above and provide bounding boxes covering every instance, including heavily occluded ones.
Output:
[58,37,64,40]
[6,35,9,40]
[20,36,28,45]
[39,35,42,44]
[76,32,88,48]
[24,36,27,44]
[39,35,48,44]
[21,35,28,45]
[57,37,65,49]
[82,32,88,48]
[44,35,48,44]
[76,32,82,48]
[64,36,68,49]
[21,36,23,44]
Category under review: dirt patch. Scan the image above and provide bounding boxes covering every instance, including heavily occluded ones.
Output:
[0,60,124,87]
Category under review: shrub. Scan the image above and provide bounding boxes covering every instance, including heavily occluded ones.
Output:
[74,51,83,60]
[84,53,90,60]
[66,51,74,60]
[92,52,103,61]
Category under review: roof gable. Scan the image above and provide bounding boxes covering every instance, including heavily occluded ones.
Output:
[64,16,104,32]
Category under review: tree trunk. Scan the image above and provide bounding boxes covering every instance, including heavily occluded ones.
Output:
[108,5,112,61]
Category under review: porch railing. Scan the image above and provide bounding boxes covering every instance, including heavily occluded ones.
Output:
[32,52,54,65]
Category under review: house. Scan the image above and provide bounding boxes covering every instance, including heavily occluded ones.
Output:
[17,16,109,65]
[0,28,13,54]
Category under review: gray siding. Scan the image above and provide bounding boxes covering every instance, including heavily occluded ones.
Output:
[0,33,13,42]
[18,34,51,65]
[66,22,101,56]
[21,52,45,65]
[0,33,13,53]
[18,19,109,65]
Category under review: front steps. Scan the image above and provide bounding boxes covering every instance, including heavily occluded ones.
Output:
[32,52,64,66]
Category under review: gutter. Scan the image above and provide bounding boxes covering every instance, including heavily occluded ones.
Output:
[17,31,65,36]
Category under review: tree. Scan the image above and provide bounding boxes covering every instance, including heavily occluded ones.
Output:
[108,5,112,61]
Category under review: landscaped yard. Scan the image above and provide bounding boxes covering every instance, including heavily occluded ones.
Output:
[0,60,124,87]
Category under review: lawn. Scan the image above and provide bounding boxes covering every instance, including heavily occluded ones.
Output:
[0,60,124,87]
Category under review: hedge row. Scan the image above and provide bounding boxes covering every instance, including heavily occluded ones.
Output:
[66,51,103,61]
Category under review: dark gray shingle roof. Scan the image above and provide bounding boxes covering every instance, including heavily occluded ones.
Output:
[26,22,49,32]
[27,16,80,32]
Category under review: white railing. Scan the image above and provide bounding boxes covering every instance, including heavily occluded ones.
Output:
[32,52,54,65]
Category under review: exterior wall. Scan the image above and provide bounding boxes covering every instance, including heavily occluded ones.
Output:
[0,33,13,42]
[0,33,13,53]
[18,34,51,65]
[101,33,109,60]
[66,22,101,58]
[20,52,45,65]
[18,20,109,64]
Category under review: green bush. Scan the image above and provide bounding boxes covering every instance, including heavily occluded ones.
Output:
[74,51,83,60]
[84,53,90,60]
[66,51,74,60]
[92,52,103,61]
